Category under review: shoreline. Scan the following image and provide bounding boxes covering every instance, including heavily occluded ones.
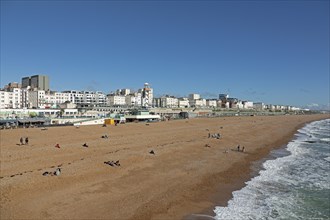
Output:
[181,117,329,220]
[1,114,329,220]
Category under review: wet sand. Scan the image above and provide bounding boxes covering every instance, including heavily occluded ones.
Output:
[0,114,328,220]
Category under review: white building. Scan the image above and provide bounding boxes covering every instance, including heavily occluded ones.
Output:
[55,92,71,105]
[0,88,23,109]
[0,90,9,109]
[42,91,71,108]
[158,96,179,108]
[26,90,72,109]
[216,100,222,108]
[62,90,107,106]
[253,102,265,110]
[125,95,136,107]
[242,101,254,109]
[141,83,153,107]
[189,94,200,100]
[178,98,190,108]
[2,82,23,109]
[206,99,217,108]
[28,90,46,108]
[189,99,206,107]
[107,95,126,106]
[236,101,244,109]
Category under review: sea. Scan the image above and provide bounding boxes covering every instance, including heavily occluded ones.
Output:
[214,119,330,220]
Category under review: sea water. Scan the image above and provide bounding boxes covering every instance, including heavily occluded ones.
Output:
[214,119,330,220]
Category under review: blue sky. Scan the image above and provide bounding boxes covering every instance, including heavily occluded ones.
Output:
[1,0,329,108]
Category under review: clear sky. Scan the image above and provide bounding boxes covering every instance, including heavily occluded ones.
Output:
[1,0,329,108]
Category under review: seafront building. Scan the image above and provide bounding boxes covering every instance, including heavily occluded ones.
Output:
[61,90,107,107]
[154,96,179,108]
[0,74,303,121]
[107,95,126,106]
[178,98,190,108]
[206,99,217,108]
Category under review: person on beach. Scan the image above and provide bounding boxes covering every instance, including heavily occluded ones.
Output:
[242,146,245,152]
[83,143,88,147]
[20,137,24,145]
[54,168,61,176]
[25,137,29,145]
[237,145,240,151]
[55,143,60,148]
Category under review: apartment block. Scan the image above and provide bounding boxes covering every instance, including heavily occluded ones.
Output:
[189,93,200,100]
[107,95,126,106]
[22,75,49,91]
[206,99,217,107]
[154,96,179,108]
[62,90,107,106]
[178,98,190,108]
[189,99,206,107]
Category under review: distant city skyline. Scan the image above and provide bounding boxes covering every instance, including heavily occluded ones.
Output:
[1,1,329,109]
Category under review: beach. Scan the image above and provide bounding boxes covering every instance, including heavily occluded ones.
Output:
[0,114,328,220]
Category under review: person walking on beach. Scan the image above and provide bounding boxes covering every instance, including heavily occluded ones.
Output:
[20,137,24,145]
[237,145,240,152]
[242,146,245,152]
[25,137,29,145]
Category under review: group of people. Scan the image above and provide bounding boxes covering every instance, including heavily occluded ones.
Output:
[54,143,89,148]
[101,134,109,139]
[42,168,61,176]
[208,133,221,139]
[104,160,120,167]
[19,137,29,145]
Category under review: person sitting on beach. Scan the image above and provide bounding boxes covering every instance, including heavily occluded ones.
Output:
[114,160,120,166]
[55,143,60,148]
[149,150,155,155]
[54,168,61,176]
[82,143,88,147]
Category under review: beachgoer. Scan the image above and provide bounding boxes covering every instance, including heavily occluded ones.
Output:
[25,137,29,145]
[83,143,88,147]
[242,146,245,152]
[149,150,155,155]
[20,137,24,145]
[55,143,60,148]
[54,168,61,176]
[237,145,240,151]
[208,133,210,138]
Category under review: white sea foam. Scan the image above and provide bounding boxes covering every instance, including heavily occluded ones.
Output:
[214,119,330,220]
[321,138,330,143]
